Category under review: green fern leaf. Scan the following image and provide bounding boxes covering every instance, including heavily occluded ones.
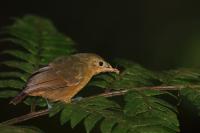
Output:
[70,108,90,128]
[0,80,24,89]
[84,114,102,133]
[100,118,117,133]
[0,125,43,133]
[60,105,74,125]
[159,68,200,85]
[1,61,34,74]
[78,96,120,110]
[1,50,37,64]
[0,90,19,98]
[112,124,129,133]
[0,72,26,81]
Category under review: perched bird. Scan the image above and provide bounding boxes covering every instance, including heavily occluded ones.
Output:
[10,53,119,105]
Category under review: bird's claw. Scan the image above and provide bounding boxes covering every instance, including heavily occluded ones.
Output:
[73,97,83,102]
[45,99,52,109]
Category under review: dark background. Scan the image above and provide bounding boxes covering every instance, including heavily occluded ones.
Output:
[0,0,200,132]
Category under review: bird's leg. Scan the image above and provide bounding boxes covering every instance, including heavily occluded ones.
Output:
[45,98,52,109]
[30,98,37,112]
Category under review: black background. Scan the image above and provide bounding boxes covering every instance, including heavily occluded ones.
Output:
[0,0,200,132]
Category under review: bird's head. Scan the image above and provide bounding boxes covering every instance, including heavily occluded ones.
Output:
[76,53,119,75]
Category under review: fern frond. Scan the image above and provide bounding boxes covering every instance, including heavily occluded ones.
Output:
[180,87,200,114]
[159,68,200,85]
[58,97,122,132]
[0,15,75,107]
[124,90,179,133]
[51,92,178,133]
[89,59,160,90]
[160,68,200,115]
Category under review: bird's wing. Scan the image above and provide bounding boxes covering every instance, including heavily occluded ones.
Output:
[24,57,85,93]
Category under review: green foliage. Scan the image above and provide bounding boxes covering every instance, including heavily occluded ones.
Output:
[0,125,43,133]
[159,68,200,85]
[159,69,200,115]
[180,87,200,115]
[0,15,75,106]
[89,59,161,90]
[51,91,178,133]
[1,15,200,133]
[124,90,179,133]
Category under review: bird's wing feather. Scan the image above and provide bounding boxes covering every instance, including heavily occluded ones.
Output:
[24,56,85,94]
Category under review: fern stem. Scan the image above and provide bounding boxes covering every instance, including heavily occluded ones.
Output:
[95,85,183,98]
[0,109,49,126]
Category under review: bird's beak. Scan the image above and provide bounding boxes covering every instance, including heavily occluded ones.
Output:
[106,64,120,74]
[112,68,120,74]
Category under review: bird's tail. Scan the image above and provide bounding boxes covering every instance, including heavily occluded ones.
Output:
[9,92,27,105]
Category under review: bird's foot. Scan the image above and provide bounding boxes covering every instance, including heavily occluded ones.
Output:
[73,97,83,102]
[45,99,52,110]
[47,103,52,109]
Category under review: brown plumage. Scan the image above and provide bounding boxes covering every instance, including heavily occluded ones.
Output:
[10,53,119,105]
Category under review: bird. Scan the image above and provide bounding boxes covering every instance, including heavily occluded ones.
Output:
[10,53,119,105]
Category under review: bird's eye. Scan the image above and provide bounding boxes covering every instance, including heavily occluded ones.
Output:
[99,61,104,66]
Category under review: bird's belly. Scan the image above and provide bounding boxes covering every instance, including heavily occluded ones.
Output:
[29,76,91,103]
[29,86,77,102]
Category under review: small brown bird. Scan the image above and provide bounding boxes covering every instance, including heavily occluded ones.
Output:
[10,53,119,105]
